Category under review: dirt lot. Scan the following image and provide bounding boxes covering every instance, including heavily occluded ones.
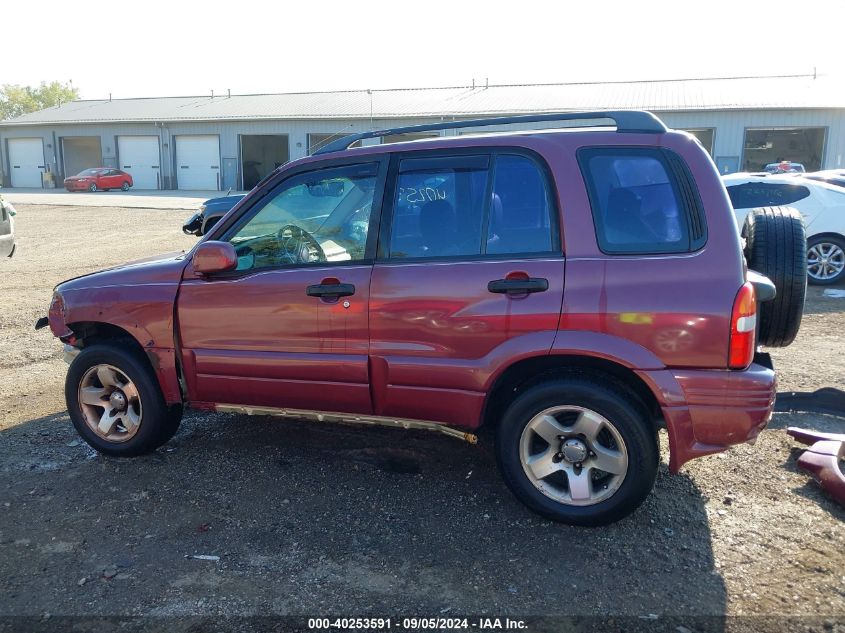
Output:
[0,205,843,627]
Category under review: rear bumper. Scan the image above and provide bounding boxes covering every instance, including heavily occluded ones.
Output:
[638,354,776,472]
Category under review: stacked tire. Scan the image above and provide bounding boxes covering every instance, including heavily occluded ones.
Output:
[742,206,807,347]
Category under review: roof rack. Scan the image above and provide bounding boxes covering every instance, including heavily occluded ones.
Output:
[314,110,668,155]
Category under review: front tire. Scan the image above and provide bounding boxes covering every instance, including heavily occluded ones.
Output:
[65,345,182,456]
[495,376,658,526]
[88,183,97,192]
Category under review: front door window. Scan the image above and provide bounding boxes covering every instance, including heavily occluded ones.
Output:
[227,163,378,271]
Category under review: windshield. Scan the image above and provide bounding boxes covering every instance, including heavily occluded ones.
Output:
[76,169,105,177]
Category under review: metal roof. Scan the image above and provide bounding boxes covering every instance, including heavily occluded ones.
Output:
[2,74,842,126]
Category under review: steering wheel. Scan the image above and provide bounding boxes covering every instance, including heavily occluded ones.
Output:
[277,224,326,264]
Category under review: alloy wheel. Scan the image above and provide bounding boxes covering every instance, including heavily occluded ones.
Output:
[519,405,628,506]
[807,242,845,282]
[77,364,142,442]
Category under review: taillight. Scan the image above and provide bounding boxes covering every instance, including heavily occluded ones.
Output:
[729,282,757,369]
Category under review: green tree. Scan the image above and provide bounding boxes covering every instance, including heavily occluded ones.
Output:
[0,81,79,120]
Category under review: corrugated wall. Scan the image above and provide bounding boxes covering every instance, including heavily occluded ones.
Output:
[1,109,843,189]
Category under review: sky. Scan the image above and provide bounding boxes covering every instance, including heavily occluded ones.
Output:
[3,0,844,99]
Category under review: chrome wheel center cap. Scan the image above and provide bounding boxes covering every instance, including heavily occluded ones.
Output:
[561,438,588,463]
[109,390,127,412]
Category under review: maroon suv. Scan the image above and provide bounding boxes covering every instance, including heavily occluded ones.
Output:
[42,111,805,525]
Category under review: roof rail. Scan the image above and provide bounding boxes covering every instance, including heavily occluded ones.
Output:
[314,110,668,155]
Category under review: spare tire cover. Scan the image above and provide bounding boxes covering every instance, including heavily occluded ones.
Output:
[743,206,807,347]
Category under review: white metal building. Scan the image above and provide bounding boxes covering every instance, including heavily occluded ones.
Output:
[1,73,842,191]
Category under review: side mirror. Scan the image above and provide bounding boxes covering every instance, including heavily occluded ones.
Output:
[192,241,237,275]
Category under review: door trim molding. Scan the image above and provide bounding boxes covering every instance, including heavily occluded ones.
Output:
[213,403,478,443]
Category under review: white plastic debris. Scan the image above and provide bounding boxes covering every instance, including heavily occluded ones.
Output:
[184,554,220,561]
[823,289,845,298]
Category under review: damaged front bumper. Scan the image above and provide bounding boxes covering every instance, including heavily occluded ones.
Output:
[787,427,845,507]
[35,313,80,365]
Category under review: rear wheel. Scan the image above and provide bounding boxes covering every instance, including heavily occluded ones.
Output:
[65,345,182,456]
[743,206,806,347]
[121,181,131,191]
[807,235,845,285]
[495,376,658,526]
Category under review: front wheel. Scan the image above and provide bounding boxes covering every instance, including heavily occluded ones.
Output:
[495,377,658,526]
[65,345,182,456]
[88,183,97,192]
[807,235,845,285]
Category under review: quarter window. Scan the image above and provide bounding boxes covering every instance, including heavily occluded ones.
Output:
[726,182,811,209]
[579,148,692,254]
[226,163,378,271]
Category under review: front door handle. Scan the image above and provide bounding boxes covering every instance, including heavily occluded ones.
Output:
[488,277,549,294]
[306,282,356,298]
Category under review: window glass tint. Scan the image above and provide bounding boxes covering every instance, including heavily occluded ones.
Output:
[388,156,488,259]
[487,155,554,255]
[580,149,689,253]
[726,182,811,209]
[228,163,377,271]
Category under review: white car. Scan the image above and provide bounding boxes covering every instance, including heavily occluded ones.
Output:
[723,173,845,284]
[0,197,15,258]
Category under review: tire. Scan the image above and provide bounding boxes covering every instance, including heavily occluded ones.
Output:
[88,183,97,192]
[65,345,182,456]
[743,206,806,347]
[806,235,845,286]
[121,181,131,191]
[495,376,658,526]
[159,404,185,444]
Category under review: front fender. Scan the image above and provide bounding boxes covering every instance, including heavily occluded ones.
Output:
[50,255,185,405]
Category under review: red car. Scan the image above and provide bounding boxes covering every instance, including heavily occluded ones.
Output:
[64,168,133,192]
[40,110,808,526]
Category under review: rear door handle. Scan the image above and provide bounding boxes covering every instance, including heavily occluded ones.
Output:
[306,283,356,298]
[488,278,549,294]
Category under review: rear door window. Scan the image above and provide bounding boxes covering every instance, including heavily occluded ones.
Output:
[578,148,697,254]
[387,155,489,259]
[726,182,811,209]
[487,154,555,255]
[384,152,559,260]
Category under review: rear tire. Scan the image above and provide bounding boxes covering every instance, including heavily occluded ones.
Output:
[495,376,658,526]
[65,345,182,456]
[743,206,806,347]
[121,181,131,191]
[806,235,845,285]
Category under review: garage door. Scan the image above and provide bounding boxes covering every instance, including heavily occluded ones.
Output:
[175,135,220,190]
[8,138,45,188]
[118,136,160,189]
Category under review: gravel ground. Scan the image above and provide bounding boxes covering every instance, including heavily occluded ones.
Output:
[0,205,843,626]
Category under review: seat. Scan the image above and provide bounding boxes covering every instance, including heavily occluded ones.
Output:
[418,199,458,257]
[604,187,650,245]
[487,193,551,254]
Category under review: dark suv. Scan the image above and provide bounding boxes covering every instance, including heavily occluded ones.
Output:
[41,111,805,525]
